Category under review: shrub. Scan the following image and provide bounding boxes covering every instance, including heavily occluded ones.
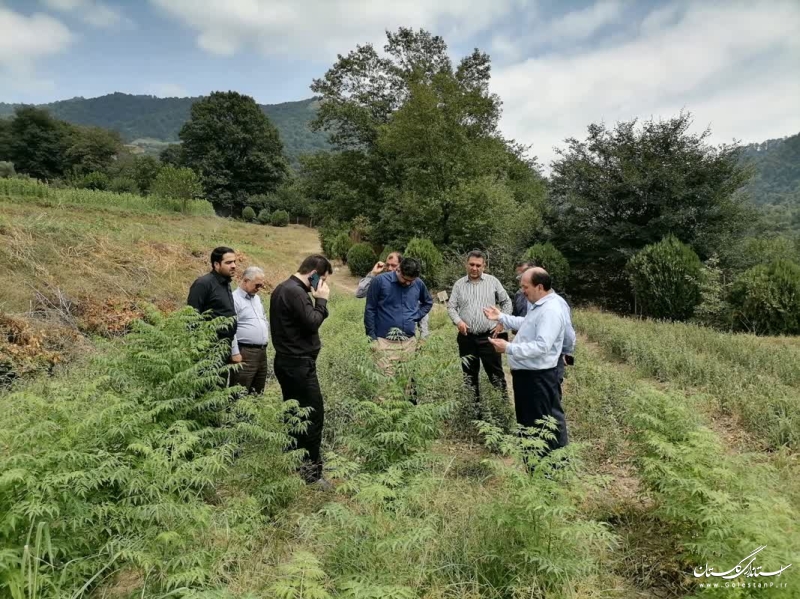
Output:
[151,166,203,212]
[347,243,377,278]
[331,232,353,263]
[257,208,271,224]
[242,206,256,221]
[271,209,289,227]
[404,238,443,289]
[74,171,110,191]
[522,242,571,289]
[319,220,348,258]
[627,235,702,321]
[0,161,14,178]
[728,259,800,335]
[108,176,139,194]
[740,236,798,270]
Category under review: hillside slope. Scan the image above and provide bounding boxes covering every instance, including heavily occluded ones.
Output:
[0,92,331,162]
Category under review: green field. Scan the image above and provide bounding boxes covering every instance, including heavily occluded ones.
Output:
[1,190,798,598]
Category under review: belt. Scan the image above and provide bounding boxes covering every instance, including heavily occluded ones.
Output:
[238,342,267,349]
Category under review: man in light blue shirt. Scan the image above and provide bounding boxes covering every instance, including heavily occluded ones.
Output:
[484,267,569,453]
[231,266,270,394]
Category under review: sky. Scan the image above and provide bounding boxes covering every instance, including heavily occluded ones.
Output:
[1,0,799,167]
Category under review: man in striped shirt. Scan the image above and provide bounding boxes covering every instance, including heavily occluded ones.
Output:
[447,250,513,403]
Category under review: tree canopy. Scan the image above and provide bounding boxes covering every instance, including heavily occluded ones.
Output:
[179,91,288,215]
[304,27,547,252]
[548,112,752,310]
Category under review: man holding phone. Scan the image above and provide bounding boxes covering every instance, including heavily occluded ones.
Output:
[269,254,333,488]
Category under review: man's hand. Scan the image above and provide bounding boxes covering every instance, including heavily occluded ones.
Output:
[488,337,509,353]
[312,280,331,300]
[231,354,243,363]
[483,306,502,321]
[491,323,504,338]
[457,321,469,335]
[370,262,385,276]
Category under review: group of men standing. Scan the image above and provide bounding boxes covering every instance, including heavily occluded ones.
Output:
[356,250,575,455]
[188,247,334,488]
[187,244,575,489]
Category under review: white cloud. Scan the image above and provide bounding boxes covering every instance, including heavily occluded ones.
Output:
[150,83,189,98]
[533,0,625,47]
[150,0,534,60]
[42,0,129,29]
[0,7,73,93]
[491,1,800,169]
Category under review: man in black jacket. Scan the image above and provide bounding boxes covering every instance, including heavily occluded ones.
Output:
[187,247,241,382]
[270,254,333,488]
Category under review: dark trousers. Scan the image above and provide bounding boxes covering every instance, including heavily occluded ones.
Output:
[457,332,508,400]
[231,345,269,394]
[511,367,569,454]
[274,353,324,483]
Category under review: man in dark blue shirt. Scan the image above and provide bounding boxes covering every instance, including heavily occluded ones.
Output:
[364,258,433,390]
[365,257,433,341]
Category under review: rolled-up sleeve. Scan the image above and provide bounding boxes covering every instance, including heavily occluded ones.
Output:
[355,275,373,299]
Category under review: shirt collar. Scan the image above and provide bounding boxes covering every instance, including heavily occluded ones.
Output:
[235,286,254,299]
[533,292,557,307]
[211,271,232,286]
[290,274,311,292]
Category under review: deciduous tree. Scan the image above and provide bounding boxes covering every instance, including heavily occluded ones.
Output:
[179,91,288,214]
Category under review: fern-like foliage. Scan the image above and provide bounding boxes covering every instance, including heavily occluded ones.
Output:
[0,307,299,598]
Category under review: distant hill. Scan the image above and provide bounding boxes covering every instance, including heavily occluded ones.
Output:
[741,132,800,206]
[0,92,330,163]
[740,132,800,234]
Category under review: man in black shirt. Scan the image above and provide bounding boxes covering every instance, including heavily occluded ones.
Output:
[270,254,332,487]
[187,247,242,382]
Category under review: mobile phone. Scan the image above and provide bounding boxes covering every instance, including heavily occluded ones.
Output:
[309,273,320,290]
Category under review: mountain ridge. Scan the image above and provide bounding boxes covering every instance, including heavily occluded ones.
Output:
[0,92,330,162]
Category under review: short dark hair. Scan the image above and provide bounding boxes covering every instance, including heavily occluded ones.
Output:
[515,260,532,269]
[529,269,552,291]
[399,257,421,279]
[211,246,235,269]
[467,250,486,262]
[298,254,333,276]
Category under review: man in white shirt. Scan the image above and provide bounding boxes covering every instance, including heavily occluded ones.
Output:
[231,266,270,394]
[484,267,569,454]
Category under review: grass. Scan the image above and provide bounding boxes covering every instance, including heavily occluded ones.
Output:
[0,177,216,216]
[576,309,800,449]
[2,186,799,598]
